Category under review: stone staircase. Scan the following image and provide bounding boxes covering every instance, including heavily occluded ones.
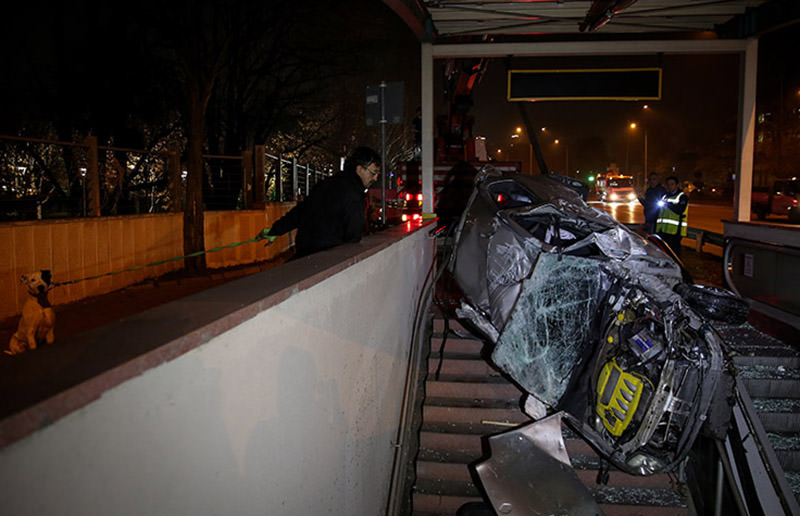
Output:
[721,323,800,504]
[412,316,690,516]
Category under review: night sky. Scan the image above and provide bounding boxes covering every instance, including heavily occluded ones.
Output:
[467,23,800,182]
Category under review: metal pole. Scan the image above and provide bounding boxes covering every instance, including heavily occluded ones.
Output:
[517,103,548,174]
[253,145,265,208]
[85,135,100,216]
[625,131,630,175]
[292,157,298,200]
[421,43,434,213]
[277,155,284,201]
[643,130,648,187]
[714,457,724,516]
[380,81,387,226]
[734,38,758,222]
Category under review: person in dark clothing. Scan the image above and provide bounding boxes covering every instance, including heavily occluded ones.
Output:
[259,146,381,258]
[638,172,667,234]
[655,175,689,258]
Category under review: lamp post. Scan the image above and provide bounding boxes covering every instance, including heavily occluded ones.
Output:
[642,104,650,186]
[626,122,637,175]
[627,121,649,187]
[554,139,569,175]
[643,129,648,186]
[511,125,534,174]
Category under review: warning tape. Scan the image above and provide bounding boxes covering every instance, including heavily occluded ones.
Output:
[55,233,274,287]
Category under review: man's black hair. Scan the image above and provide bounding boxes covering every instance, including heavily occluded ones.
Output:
[665,175,679,184]
[343,146,381,174]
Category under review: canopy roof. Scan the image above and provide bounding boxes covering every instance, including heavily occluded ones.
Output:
[425,0,765,38]
[386,0,798,42]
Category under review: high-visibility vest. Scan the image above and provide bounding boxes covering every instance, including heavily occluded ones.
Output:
[655,191,688,236]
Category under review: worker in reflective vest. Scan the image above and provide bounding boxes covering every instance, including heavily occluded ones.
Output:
[655,175,689,258]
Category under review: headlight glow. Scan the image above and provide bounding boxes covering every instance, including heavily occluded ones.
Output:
[609,193,619,201]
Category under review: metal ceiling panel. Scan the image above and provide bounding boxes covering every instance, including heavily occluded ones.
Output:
[422,0,768,37]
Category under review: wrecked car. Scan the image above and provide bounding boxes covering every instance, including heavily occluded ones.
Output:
[446,167,743,482]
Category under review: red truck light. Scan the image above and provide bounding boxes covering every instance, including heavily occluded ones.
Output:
[405,193,412,202]
[416,193,423,202]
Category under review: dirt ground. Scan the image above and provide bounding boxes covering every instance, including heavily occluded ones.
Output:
[0,244,725,355]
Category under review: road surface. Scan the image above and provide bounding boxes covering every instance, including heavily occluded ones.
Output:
[589,200,733,234]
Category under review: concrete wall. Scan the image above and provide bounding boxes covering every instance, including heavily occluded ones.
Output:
[0,204,294,320]
[0,225,434,515]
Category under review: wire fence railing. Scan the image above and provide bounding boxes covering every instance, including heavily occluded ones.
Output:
[0,135,333,221]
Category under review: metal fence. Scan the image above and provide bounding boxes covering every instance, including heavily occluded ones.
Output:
[0,135,332,221]
[264,152,332,202]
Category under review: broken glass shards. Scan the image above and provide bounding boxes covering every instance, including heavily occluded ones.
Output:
[492,253,606,407]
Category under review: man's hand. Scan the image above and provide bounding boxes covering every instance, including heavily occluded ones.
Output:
[256,227,278,245]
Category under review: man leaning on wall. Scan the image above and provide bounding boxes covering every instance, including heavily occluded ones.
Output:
[257,146,381,258]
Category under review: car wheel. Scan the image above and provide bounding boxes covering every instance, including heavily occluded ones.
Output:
[674,283,749,325]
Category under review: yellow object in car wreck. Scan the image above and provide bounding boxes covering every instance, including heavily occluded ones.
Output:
[596,359,647,437]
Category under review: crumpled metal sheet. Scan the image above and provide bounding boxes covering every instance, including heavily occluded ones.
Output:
[486,218,534,331]
[475,412,604,515]
[492,253,605,407]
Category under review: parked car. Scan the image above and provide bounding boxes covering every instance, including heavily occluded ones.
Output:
[445,167,744,483]
[752,178,800,222]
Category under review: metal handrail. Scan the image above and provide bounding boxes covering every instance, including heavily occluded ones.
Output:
[714,380,800,515]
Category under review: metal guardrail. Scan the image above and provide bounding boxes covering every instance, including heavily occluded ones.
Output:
[687,226,725,249]
[622,223,725,254]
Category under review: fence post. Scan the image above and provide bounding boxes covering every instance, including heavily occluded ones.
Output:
[241,149,253,209]
[253,145,265,208]
[695,230,705,253]
[277,155,284,201]
[84,135,100,217]
[305,163,311,196]
[292,157,298,200]
[168,147,182,213]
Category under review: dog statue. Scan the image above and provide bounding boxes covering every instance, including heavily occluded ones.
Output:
[7,270,56,355]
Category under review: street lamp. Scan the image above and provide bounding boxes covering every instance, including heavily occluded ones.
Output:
[627,120,648,186]
[511,125,534,174]
[554,139,569,175]
[626,122,647,184]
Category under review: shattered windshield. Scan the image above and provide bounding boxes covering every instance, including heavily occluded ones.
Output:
[492,253,605,406]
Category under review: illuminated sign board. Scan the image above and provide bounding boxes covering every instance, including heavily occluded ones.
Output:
[508,68,662,101]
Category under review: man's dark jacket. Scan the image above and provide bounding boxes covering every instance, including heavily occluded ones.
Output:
[268,169,366,257]
[639,184,667,225]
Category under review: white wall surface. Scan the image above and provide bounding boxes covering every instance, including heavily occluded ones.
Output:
[0,228,434,515]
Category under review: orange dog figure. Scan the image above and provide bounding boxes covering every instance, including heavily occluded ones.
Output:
[7,270,55,355]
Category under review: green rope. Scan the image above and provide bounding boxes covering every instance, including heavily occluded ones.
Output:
[55,233,273,287]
